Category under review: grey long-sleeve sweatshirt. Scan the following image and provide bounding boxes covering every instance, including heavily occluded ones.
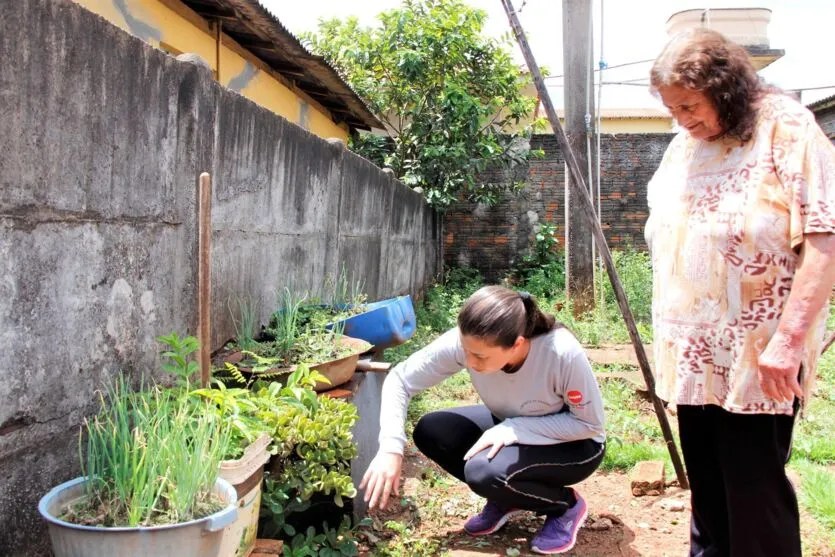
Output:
[378,327,606,455]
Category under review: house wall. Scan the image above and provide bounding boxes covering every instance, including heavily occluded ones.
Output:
[0,2,440,554]
[74,0,350,140]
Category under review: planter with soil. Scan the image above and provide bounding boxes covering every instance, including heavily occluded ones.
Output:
[219,434,272,557]
[39,477,237,557]
[218,334,372,392]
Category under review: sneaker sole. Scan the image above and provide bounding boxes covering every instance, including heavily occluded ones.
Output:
[530,504,588,555]
[465,509,524,536]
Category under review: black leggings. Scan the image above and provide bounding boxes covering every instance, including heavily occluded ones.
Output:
[412,405,604,516]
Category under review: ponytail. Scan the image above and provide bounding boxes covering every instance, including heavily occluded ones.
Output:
[459,286,559,348]
[519,291,557,338]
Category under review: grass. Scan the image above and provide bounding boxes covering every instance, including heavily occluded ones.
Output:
[793,460,835,530]
[382,259,835,552]
[406,372,478,434]
[789,331,835,540]
[596,369,676,473]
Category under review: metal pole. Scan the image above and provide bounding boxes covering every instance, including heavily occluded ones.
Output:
[500,0,688,489]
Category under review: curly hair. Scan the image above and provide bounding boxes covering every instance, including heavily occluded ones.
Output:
[650,28,777,142]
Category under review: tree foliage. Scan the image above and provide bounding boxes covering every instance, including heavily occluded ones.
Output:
[304,0,544,208]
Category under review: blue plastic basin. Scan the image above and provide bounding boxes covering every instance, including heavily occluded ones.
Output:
[330,295,416,350]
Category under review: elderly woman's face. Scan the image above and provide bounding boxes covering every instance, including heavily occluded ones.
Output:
[658,84,723,141]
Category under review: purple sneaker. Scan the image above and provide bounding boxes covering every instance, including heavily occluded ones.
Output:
[463,501,522,536]
[531,489,588,554]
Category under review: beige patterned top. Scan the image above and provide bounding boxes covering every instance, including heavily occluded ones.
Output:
[645,94,835,414]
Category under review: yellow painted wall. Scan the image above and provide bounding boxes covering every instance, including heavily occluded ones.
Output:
[74,0,349,141]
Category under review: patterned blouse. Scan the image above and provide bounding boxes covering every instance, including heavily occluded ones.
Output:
[645,94,835,415]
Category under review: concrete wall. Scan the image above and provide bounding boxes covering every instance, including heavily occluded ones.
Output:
[444,134,673,280]
[0,2,440,555]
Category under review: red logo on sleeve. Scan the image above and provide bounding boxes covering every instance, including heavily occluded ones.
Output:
[567,390,583,404]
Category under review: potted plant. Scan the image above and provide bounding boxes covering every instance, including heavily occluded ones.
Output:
[221,288,371,392]
[38,374,237,557]
[252,366,360,543]
[158,332,273,557]
[289,269,417,352]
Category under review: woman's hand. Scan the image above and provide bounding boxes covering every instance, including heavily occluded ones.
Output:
[757,334,804,403]
[463,424,518,461]
[360,452,403,510]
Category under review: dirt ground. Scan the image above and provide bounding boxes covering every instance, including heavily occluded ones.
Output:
[359,443,833,557]
[363,449,692,556]
[356,344,835,557]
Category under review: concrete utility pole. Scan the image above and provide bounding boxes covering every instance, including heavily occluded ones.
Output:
[562,0,596,315]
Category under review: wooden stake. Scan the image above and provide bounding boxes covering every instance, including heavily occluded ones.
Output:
[198,172,212,388]
[500,0,688,489]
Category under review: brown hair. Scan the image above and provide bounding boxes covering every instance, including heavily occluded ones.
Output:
[650,28,777,142]
[457,286,557,348]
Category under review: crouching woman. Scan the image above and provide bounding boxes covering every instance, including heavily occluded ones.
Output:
[360,286,606,555]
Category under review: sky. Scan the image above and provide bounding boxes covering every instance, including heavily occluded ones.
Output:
[262,0,835,111]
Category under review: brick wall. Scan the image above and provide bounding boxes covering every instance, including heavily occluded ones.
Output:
[443,133,673,280]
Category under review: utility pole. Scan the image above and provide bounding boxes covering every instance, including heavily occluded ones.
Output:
[563,0,596,315]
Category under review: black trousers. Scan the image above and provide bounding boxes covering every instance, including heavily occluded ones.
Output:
[677,404,801,557]
[412,405,604,516]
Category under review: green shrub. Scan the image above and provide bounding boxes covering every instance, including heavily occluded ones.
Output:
[258,368,359,539]
[600,248,653,323]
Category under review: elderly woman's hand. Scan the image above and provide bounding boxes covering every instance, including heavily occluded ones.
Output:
[756,333,804,403]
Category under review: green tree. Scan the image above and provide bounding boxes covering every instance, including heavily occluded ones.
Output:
[304,0,543,208]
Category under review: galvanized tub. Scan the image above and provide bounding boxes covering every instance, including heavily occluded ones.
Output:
[38,476,238,557]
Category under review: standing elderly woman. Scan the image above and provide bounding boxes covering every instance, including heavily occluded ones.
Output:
[646,29,835,557]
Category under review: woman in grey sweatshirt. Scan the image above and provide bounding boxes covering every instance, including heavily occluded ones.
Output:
[360,285,606,555]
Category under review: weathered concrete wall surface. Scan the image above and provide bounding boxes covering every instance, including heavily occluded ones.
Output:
[0,2,440,554]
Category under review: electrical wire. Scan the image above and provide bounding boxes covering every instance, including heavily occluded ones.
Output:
[544,58,655,80]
